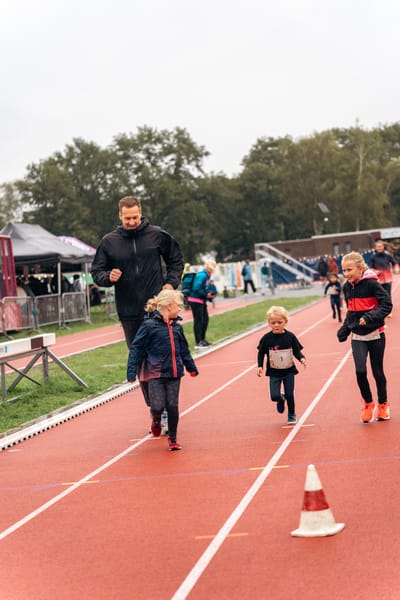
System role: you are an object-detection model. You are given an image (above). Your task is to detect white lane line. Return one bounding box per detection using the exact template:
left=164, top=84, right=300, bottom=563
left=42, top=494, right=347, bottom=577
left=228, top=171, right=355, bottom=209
left=170, top=347, right=352, bottom=600
left=0, top=313, right=345, bottom=545
left=0, top=360, right=260, bottom=542
left=0, top=436, right=149, bottom=541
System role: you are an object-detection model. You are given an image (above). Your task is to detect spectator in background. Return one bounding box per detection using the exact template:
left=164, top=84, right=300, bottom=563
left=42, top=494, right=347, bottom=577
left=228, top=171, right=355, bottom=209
left=21, top=276, right=35, bottom=298
left=187, top=259, right=216, bottom=348
left=242, top=259, right=256, bottom=294
left=260, top=261, right=275, bottom=295
left=28, top=276, right=43, bottom=296
left=207, top=278, right=218, bottom=308
left=61, top=275, right=73, bottom=293
left=89, top=284, right=102, bottom=306
left=72, top=274, right=82, bottom=292
left=369, top=239, right=396, bottom=305
left=16, top=277, right=28, bottom=300
left=327, top=255, right=339, bottom=274
left=317, top=256, right=329, bottom=283
left=51, top=274, right=73, bottom=294
left=182, top=262, right=192, bottom=309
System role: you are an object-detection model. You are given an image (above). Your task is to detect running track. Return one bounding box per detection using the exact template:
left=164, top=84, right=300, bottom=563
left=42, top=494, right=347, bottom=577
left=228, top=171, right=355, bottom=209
left=1, top=283, right=400, bottom=600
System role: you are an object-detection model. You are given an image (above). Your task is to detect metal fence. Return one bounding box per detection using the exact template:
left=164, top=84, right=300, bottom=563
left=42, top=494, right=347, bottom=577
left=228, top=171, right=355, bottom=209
left=62, top=292, right=89, bottom=324
left=103, top=288, right=117, bottom=320
left=35, top=294, right=62, bottom=328
left=1, top=296, right=36, bottom=333
left=0, top=292, right=90, bottom=336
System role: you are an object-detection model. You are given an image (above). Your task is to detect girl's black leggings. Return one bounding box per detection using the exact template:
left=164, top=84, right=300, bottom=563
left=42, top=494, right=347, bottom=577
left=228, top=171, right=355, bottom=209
left=148, top=378, right=181, bottom=439
left=351, top=333, right=387, bottom=404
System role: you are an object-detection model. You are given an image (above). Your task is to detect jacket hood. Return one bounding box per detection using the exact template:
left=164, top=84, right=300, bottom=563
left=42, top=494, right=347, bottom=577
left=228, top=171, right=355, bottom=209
left=117, top=217, right=150, bottom=238
left=359, top=268, right=378, bottom=282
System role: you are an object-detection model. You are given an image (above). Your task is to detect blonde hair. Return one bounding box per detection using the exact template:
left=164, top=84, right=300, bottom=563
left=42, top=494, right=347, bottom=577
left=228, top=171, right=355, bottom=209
left=266, top=305, right=289, bottom=322
left=145, top=289, right=183, bottom=313
left=205, top=259, right=217, bottom=274
left=341, top=251, right=367, bottom=270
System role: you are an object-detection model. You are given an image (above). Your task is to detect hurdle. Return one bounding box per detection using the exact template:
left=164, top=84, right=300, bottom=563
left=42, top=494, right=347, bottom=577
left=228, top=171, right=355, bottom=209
left=0, top=334, right=87, bottom=402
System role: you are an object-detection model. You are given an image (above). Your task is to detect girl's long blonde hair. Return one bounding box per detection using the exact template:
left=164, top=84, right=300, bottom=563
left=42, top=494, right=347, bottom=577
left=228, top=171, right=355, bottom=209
left=145, top=289, right=183, bottom=313
left=341, top=251, right=367, bottom=270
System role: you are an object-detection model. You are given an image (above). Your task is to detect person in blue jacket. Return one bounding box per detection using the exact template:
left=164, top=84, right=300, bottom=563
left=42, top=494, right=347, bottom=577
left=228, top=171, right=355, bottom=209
left=242, top=259, right=256, bottom=294
left=127, top=289, right=198, bottom=451
left=187, top=259, right=216, bottom=349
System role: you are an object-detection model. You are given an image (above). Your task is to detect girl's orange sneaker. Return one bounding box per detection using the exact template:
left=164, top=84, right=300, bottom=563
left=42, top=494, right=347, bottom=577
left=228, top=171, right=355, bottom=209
left=361, top=402, right=375, bottom=423
left=376, top=402, right=390, bottom=421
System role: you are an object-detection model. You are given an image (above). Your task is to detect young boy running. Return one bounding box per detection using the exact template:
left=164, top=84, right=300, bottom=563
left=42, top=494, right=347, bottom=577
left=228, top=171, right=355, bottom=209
left=257, top=306, right=306, bottom=424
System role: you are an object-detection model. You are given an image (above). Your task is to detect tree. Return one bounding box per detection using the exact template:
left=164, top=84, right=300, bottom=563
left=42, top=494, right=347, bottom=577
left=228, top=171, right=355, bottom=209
left=16, top=139, right=128, bottom=246
left=0, top=182, right=25, bottom=228
left=331, top=126, right=392, bottom=230
left=112, top=126, right=211, bottom=260
left=8, top=122, right=400, bottom=262
left=194, top=173, right=242, bottom=261
left=237, top=136, right=292, bottom=253
left=280, top=132, right=346, bottom=238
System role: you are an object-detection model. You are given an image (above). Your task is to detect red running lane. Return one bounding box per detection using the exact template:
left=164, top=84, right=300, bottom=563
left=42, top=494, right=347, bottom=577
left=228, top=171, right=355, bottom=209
left=1, top=285, right=399, bottom=599
left=5, top=295, right=266, bottom=372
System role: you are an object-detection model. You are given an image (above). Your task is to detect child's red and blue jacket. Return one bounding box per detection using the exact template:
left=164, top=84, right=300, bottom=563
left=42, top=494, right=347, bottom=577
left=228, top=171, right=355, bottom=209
left=127, top=311, right=198, bottom=382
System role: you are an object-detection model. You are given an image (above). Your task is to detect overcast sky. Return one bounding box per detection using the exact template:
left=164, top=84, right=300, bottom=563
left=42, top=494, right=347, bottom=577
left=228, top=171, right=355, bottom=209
left=1, top=0, right=399, bottom=185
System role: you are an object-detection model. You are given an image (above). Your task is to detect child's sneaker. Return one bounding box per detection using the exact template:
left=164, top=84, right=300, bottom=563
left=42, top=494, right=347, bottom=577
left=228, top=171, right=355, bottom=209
left=168, top=438, right=182, bottom=451
left=287, top=414, right=297, bottom=424
left=277, top=395, right=285, bottom=414
left=151, top=420, right=162, bottom=437
left=361, top=402, right=375, bottom=423
left=376, top=402, right=390, bottom=421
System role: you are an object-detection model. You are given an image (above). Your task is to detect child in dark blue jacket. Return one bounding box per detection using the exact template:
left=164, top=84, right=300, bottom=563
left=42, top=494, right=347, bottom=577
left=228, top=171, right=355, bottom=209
left=324, top=273, right=342, bottom=322
left=127, top=289, right=198, bottom=450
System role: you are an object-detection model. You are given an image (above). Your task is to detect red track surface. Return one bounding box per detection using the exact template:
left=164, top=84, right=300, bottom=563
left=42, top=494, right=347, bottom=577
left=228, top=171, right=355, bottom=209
left=1, top=286, right=400, bottom=600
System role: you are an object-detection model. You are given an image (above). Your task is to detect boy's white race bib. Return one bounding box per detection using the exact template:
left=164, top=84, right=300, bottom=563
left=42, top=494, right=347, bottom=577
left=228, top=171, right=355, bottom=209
left=269, top=348, right=294, bottom=369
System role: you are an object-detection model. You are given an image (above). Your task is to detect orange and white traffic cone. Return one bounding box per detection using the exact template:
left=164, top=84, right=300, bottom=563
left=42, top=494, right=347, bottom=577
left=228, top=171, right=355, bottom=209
left=291, top=464, right=345, bottom=537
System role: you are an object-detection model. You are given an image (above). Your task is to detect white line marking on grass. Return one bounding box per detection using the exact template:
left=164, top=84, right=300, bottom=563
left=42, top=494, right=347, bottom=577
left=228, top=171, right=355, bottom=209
left=170, top=347, right=352, bottom=600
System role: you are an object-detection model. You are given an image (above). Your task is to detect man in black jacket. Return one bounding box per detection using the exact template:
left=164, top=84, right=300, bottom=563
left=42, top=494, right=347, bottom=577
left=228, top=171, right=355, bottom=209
left=91, top=196, right=184, bottom=348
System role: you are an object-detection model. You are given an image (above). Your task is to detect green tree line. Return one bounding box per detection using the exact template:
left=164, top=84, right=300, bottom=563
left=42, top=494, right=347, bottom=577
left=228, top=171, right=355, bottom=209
left=1, top=123, right=400, bottom=262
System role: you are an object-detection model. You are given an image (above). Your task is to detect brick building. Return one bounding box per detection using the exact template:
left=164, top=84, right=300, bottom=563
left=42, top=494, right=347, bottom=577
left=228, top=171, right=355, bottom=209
left=268, top=227, right=400, bottom=259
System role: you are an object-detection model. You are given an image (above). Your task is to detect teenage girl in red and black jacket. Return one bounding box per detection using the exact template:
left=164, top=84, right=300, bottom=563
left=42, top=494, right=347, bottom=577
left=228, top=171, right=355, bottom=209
left=337, top=252, right=392, bottom=424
